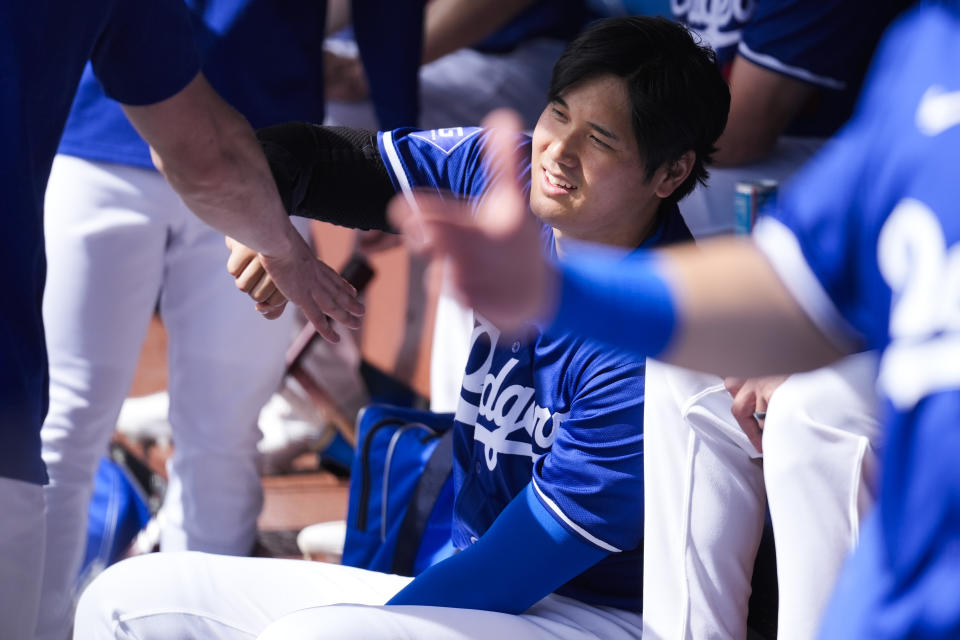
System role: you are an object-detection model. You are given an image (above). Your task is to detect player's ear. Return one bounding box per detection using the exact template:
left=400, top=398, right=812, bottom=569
left=653, top=150, right=695, bottom=199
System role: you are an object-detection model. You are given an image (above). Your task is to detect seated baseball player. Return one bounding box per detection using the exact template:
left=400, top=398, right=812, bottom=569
left=74, top=17, right=730, bottom=639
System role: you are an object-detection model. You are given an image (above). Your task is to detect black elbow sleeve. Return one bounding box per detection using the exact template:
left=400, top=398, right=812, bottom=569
left=257, top=123, right=397, bottom=231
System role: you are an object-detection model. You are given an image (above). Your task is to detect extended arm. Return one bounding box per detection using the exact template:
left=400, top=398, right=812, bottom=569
left=256, top=122, right=395, bottom=230
left=121, top=73, right=363, bottom=341
left=225, top=121, right=398, bottom=316
left=389, top=111, right=846, bottom=379
left=388, top=483, right=608, bottom=612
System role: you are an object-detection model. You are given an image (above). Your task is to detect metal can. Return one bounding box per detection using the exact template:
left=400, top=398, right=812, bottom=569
left=733, top=179, right=778, bottom=235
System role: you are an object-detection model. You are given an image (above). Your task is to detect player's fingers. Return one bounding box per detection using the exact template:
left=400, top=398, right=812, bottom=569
left=478, top=109, right=527, bottom=236
left=300, top=303, right=340, bottom=343
left=723, top=377, right=746, bottom=397
left=388, top=193, right=481, bottom=257
left=728, top=387, right=763, bottom=453
left=235, top=257, right=268, bottom=294
left=262, top=288, right=287, bottom=308
left=737, top=414, right=764, bottom=454
left=226, top=240, right=257, bottom=277
left=754, top=397, right=769, bottom=433
left=312, top=261, right=364, bottom=318
left=257, top=300, right=287, bottom=320
left=250, top=273, right=278, bottom=303
left=311, top=287, right=363, bottom=330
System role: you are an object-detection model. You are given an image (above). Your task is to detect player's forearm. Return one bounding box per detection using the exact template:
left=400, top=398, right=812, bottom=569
left=256, top=123, right=395, bottom=232
left=663, top=238, right=844, bottom=375
left=124, top=73, right=297, bottom=257
left=151, top=124, right=299, bottom=257
left=388, top=483, right=607, bottom=613
left=548, top=239, right=843, bottom=377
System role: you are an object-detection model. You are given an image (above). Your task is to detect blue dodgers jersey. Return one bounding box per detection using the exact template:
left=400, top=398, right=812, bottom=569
left=672, top=0, right=908, bottom=137
left=379, top=126, right=693, bottom=609
left=754, top=5, right=960, bottom=636
left=0, top=0, right=199, bottom=485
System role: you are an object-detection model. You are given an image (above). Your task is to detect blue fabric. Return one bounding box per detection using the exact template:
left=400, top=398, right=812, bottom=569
left=78, top=457, right=152, bottom=587
left=342, top=405, right=457, bottom=576
left=58, top=0, right=424, bottom=169
left=0, top=0, right=199, bottom=484
left=765, top=5, right=960, bottom=637
left=379, top=126, right=691, bottom=609
left=552, top=249, right=677, bottom=364
left=388, top=482, right=608, bottom=613
left=669, top=0, right=908, bottom=137
left=739, top=0, right=910, bottom=137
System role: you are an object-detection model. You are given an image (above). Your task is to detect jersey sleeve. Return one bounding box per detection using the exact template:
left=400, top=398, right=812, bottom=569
left=739, top=0, right=901, bottom=91
left=752, top=118, right=875, bottom=352
left=531, top=349, right=646, bottom=553
left=89, top=0, right=200, bottom=106
left=377, top=126, right=531, bottom=204
left=388, top=482, right=607, bottom=614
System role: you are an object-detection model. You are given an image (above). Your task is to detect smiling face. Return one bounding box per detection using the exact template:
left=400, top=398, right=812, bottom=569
left=529, top=74, right=665, bottom=248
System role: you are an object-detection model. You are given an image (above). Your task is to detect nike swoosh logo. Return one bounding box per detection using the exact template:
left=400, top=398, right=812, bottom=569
left=916, top=85, right=960, bottom=136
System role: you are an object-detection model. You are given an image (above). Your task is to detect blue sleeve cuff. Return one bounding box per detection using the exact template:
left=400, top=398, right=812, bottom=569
left=549, top=250, right=677, bottom=359
left=387, top=483, right=608, bottom=613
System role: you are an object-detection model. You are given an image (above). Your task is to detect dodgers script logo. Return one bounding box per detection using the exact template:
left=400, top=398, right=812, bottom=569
left=455, top=316, right=567, bottom=471
left=672, top=0, right=754, bottom=53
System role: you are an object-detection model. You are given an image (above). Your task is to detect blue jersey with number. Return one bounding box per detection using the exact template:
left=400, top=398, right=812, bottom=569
left=668, top=0, right=908, bottom=137
left=754, top=5, right=960, bottom=636
left=379, top=126, right=691, bottom=609
left=0, top=0, right=199, bottom=485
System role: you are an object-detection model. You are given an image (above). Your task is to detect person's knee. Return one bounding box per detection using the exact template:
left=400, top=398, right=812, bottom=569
left=257, top=604, right=385, bottom=640
left=74, top=557, right=142, bottom=637
left=74, top=553, right=193, bottom=637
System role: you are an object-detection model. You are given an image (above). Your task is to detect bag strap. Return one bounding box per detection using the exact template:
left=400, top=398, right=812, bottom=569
left=391, top=428, right=454, bottom=576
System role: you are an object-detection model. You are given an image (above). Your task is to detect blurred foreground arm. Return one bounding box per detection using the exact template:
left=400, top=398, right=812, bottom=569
left=389, top=110, right=844, bottom=378
left=121, top=73, right=363, bottom=341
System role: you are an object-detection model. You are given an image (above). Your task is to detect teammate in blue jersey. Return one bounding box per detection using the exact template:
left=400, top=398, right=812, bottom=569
left=75, top=17, right=730, bottom=638
left=0, top=2, right=364, bottom=637
left=394, top=4, right=960, bottom=638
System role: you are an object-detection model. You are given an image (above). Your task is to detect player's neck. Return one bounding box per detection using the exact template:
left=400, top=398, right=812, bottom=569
left=553, top=204, right=661, bottom=257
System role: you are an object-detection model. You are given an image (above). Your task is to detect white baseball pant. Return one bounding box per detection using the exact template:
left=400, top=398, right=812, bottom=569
left=38, top=155, right=302, bottom=639
left=0, top=476, right=45, bottom=640
left=74, top=551, right=644, bottom=639
left=641, top=353, right=881, bottom=640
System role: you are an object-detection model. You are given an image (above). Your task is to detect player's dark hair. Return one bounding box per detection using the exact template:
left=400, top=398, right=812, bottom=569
left=549, top=16, right=730, bottom=205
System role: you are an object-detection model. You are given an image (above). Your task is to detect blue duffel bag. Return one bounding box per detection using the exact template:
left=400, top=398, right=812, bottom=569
left=342, top=404, right=457, bottom=577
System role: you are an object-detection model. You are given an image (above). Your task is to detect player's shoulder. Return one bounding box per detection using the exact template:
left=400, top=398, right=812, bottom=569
left=548, top=331, right=646, bottom=391
left=401, top=126, right=485, bottom=155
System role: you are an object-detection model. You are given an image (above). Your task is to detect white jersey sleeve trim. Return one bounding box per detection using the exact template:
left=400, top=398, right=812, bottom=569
left=380, top=130, right=422, bottom=215
left=753, top=217, right=862, bottom=353
left=738, top=42, right=846, bottom=91
left=531, top=478, right=621, bottom=553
